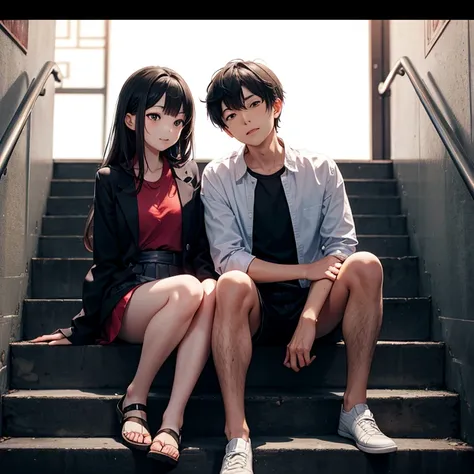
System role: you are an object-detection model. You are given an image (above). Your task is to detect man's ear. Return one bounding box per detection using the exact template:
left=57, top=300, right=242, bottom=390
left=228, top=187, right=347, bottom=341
left=273, top=98, right=283, bottom=119
left=125, top=113, right=136, bottom=130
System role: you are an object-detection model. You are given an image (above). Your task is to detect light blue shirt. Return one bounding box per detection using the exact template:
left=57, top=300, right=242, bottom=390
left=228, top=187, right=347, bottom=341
left=200, top=141, right=358, bottom=288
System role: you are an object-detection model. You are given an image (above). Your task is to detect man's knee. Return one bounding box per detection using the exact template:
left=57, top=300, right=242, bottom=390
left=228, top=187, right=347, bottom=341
left=215, top=270, right=257, bottom=314
left=341, top=251, right=383, bottom=287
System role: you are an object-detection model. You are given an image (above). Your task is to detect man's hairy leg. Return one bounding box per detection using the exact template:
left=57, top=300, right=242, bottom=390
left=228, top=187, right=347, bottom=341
left=212, top=270, right=261, bottom=441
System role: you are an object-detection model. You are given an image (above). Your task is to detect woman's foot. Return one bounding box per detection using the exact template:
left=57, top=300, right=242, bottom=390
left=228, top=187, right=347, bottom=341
left=149, top=425, right=181, bottom=461
left=118, top=392, right=152, bottom=449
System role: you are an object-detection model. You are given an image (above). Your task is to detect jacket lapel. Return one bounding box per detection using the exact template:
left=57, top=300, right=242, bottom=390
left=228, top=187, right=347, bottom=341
left=172, top=160, right=198, bottom=245
left=115, top=169, right=139, bottom=248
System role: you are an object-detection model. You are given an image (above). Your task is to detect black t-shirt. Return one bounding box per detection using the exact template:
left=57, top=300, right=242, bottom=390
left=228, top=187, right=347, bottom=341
left=248, top=166, right=300, bottom=290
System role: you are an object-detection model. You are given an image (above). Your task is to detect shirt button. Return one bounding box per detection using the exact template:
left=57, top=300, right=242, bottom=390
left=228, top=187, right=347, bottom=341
left=186, top=244, right=190, bottom=251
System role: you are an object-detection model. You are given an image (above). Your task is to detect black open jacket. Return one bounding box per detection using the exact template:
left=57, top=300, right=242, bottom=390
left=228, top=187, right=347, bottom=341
left=59, top=158, right=217, bottom=345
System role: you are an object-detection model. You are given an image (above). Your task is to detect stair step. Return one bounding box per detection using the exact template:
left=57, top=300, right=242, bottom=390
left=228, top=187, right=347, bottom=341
left=1, top=436, right=472, bottom=474
left=50, top=178, right=399, bottom=197
left=29, top=256, right=420, bottom=299
left=41, top=214, right=409, bottom=236
left=22, top=297, right=431, bottom=342
left=52, top=159, right=394, bottom=180
left=46, top=195, right=402, bottom=216
left=37, top=234, right=410, bottom=258
left=10, top=342, right=444, bottom=390
left=1, top=388, right=458, bottom=438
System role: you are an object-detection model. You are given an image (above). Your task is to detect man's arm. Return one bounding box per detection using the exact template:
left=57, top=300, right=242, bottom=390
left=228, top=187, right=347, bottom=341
left=201, top=165, right=343, bottom=283
left=319, top=159, right=358, bottom=260
left=200, top=168, right=256, bottom=275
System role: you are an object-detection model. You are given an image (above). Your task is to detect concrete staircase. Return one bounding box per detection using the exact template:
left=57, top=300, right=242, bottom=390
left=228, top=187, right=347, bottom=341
left=1, top=159, right=473, bottom=473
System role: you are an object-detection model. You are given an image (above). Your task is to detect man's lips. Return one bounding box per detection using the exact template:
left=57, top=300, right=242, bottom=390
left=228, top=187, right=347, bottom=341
left=246, top=128, right=259, bottom=135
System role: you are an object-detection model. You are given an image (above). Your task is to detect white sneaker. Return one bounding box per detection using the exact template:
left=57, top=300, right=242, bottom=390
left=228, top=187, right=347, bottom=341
left=338, top=403, right=398, bottom=454
left=219, top=437, right=254, bottom=473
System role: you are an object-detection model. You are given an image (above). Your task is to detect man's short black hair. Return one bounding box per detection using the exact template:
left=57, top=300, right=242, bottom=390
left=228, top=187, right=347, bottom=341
left=205, top=59, right=285, bottom=131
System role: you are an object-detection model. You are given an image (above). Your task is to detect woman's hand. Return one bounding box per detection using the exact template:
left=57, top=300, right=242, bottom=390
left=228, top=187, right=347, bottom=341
left=29, top=332, right=72, bottom=346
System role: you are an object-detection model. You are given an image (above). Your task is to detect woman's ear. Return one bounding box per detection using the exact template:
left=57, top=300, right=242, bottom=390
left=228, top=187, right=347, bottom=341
left=125, top=113, right=136, bottom=130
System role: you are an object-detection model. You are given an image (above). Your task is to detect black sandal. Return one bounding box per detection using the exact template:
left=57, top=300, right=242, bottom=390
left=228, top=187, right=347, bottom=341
left=116, top=394, right=151, bottom=451
left=147, top=427, right=182, bottom=468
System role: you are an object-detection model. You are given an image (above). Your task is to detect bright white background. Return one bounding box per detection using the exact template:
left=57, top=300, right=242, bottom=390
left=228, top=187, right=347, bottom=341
left=53, top=20, right=370, bottom=160
left=107, top=20, right=370, bottom=161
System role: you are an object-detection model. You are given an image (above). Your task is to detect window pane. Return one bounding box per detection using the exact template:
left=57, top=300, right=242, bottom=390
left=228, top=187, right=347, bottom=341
left=53, top=94, right=104, bottom=159
left=54, top=48, right=105, bottom=88
left=79, top=20, right=105, bottom=38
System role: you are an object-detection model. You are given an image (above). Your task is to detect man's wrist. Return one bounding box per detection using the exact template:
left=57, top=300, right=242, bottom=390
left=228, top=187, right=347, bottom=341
left=301, top=313, right=318, bottom=325
left=300, top=263, right=310, bottom=280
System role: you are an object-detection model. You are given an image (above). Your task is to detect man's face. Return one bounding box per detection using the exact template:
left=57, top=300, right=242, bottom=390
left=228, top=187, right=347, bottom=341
left=221, top=86, right=280, bottom=146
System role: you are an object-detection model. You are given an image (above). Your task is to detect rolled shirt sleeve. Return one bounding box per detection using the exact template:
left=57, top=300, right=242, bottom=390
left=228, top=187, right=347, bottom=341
left=319, top=159, right=358, bottom=260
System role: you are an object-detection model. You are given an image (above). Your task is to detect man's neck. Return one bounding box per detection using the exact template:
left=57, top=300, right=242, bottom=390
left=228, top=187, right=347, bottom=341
left=244, top=131, right=285, bottom=175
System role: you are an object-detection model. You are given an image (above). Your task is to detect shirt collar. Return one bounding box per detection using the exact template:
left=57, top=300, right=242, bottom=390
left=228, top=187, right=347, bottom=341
left=234, top=138, right=298, bottom=181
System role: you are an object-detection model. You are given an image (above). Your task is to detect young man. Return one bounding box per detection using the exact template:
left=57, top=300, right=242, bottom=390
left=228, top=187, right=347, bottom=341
left=201, top=59, right=397, bottom=473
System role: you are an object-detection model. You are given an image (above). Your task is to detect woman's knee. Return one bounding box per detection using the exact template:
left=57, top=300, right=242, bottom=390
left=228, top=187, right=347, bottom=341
left=199, top=278, right=217, bottom=312
left=171, top=274, right=204, bottom=312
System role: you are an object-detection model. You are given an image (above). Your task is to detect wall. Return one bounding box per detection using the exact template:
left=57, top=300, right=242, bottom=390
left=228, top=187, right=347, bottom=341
left=0, top=20, right=56, bottom=408
left=389, top=19, right=474, bottom=443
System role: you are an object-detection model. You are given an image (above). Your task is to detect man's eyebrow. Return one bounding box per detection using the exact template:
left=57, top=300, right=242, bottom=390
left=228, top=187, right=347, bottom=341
left=222, top=94, right=256, bottom=115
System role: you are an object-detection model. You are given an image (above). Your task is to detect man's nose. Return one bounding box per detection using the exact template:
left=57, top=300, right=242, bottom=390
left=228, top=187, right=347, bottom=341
left=241, top=110, right=251, bottom=124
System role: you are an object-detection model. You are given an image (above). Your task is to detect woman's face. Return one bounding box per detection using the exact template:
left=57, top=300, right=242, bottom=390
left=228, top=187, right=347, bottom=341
left=125, top=93, right=186, bottom=153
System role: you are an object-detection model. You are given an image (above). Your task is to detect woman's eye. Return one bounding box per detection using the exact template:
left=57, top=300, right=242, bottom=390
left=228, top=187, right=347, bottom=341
left=147, top=113, right=160, bottom=121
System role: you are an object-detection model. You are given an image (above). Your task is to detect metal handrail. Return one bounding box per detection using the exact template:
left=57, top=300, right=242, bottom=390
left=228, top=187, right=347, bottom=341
left=378, top=56, right=474, bottom=199
left=0, top=60, right=62, bottom=179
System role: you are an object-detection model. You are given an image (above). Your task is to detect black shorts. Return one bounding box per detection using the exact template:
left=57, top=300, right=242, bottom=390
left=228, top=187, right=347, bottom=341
left=252, top=281, right=309, bottom=346
left=252, top=281, right=342, bottom=346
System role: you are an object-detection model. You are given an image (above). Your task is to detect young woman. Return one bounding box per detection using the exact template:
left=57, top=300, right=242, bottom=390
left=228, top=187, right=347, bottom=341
left=31, top=65, right=217, bottom=469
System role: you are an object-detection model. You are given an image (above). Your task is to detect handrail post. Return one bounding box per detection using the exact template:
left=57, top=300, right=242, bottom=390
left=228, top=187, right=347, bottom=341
left=378, top=56, right=474, bottom=200
left=0, top=60, right=62, bottom=179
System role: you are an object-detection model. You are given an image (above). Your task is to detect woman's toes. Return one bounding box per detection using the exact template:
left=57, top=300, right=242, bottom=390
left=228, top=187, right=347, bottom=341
left=163, top=445, right=178, bottom=459
left=152, top=441, right=164, bottom=452
left=125, top=431, right=150, bottom=445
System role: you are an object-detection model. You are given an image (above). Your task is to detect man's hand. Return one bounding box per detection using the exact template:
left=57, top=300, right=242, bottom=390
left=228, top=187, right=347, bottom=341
left=29, top=332, right=72, bottom=345
left=284, top=318, right=316, bottom=372
left=304, top=255, right=343, bottom=282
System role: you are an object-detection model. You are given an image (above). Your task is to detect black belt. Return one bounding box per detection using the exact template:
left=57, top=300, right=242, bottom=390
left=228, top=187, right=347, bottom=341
left=134, top=250, right=183, bottom=266
left=131, top=250, right=184, bottom=282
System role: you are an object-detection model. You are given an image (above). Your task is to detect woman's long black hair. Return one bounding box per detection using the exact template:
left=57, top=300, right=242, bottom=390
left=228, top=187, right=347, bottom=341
left=83, top=65, right=195, bottom=252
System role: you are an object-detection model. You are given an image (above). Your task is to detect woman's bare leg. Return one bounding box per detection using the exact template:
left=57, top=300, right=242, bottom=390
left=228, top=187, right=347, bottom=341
left=118, top=274, right=204, bottom=446
left=150, top=278, right=217, bottom=459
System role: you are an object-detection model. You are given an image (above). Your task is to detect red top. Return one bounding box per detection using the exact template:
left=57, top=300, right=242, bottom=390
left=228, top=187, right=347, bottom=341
left=136, top=158, right=182, bottom=252
left=97, top=158, right=182, bottom=344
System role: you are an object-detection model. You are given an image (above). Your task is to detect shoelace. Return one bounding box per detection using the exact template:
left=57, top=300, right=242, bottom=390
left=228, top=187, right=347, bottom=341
left=356, top=414, right=383, bottom=436
left=223, top=451, right=249, bottom=471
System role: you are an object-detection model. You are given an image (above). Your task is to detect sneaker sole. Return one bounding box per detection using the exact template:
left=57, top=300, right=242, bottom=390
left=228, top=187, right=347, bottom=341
left=337, top=429, right=398, bottom=454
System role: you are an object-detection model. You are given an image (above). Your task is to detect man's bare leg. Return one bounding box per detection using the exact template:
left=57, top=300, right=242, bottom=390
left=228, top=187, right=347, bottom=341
left=212, top=270, right=262, bottom=474
left=311, top=251, right=397, bottom=453
left=313, top=251, right=383, bottom=408
left=212, top=270, right=261, bottom=441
